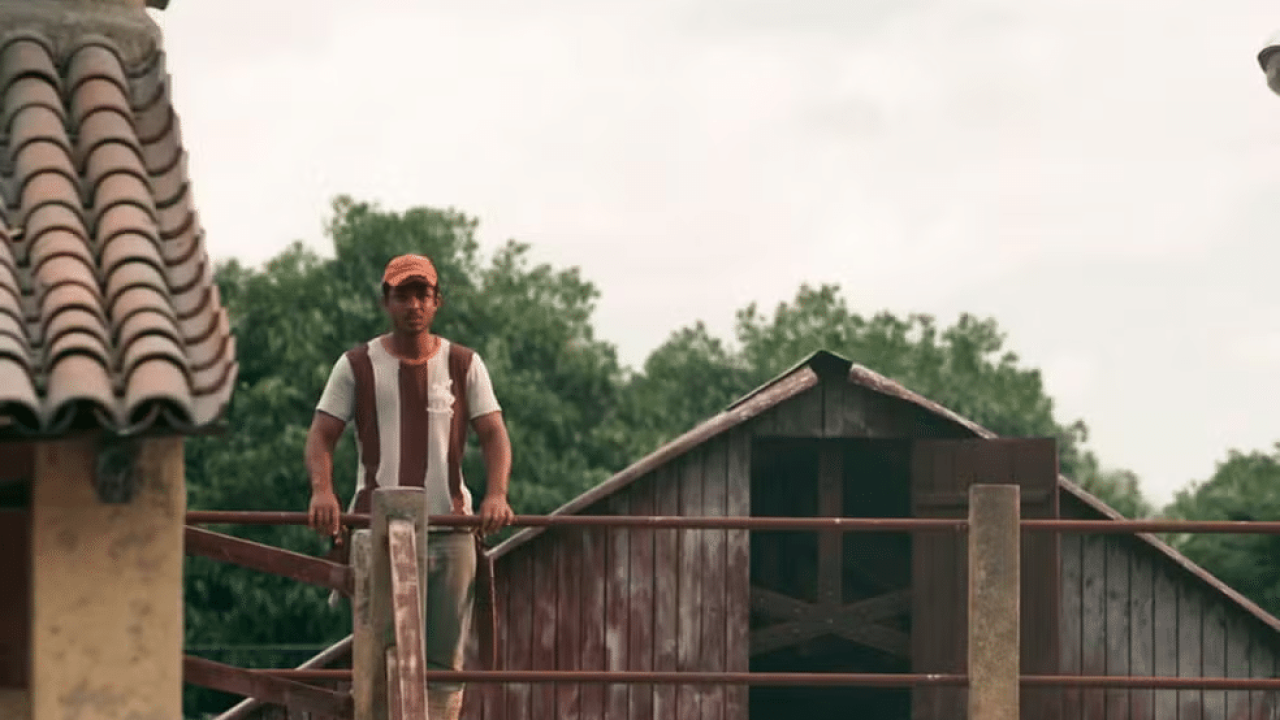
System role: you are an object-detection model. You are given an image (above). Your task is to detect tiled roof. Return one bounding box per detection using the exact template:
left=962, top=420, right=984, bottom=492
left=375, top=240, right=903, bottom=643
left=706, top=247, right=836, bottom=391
left=0, top=31, right=236, bottom=438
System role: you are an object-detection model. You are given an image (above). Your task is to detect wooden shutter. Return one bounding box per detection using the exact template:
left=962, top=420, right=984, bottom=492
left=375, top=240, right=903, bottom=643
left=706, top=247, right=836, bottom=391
left=910, top=438, right=1060, bottom=720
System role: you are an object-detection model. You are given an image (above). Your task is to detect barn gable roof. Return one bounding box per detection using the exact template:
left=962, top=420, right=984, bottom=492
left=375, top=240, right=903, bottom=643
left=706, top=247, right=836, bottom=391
left=491, top=349, right=1280, bottom=635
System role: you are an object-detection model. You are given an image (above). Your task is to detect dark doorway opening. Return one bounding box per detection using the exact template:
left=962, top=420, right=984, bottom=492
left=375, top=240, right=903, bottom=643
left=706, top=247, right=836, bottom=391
left=748, top=438, right=912, bottom=720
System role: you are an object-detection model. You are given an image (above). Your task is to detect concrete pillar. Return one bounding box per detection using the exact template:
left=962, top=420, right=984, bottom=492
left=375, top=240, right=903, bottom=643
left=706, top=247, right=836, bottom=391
left=29, top=436, right=184, bottom=720
left=968, top=483, right=1020, bottom=720
left=0, top=691, right=29, bottom=720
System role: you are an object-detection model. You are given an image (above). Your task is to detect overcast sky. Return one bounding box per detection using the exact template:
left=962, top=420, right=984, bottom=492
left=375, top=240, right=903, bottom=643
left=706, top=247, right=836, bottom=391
left=151, top=0, right=1280, bottom=509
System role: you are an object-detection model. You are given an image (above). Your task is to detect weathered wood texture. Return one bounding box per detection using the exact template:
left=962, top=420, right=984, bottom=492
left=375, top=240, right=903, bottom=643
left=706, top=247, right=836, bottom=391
left=461, top=429, right=751, bottom=720
left=911, top=438, right=1060, bottom=720
left=1060, top=492, right=1280, bottom=720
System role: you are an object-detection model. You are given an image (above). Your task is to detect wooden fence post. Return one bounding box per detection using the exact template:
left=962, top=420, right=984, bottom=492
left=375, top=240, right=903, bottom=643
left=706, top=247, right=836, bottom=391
left=371, top=488, right=430, bottom=720
left=352, top=529, right=373, bottom=720
left=969, top=483, right=1020, bottom=720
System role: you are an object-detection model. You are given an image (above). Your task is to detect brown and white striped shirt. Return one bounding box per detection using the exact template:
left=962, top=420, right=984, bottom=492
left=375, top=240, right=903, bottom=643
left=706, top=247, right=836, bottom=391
left=316, top=336, right=501, bottom=517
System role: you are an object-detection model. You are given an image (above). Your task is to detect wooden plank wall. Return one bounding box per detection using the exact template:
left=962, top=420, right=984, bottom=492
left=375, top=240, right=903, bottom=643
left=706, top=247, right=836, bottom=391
left=462, top=429, right=751, bottom=720
left=1060, top=493, right=1280, bottom=720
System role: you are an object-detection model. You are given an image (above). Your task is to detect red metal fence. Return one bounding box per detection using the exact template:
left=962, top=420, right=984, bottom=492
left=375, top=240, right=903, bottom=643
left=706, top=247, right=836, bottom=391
left=183, top=488, right=1280, bottom=719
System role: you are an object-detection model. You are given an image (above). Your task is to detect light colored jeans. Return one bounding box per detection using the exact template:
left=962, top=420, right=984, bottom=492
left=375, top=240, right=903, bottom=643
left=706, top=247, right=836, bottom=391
left=425, top=530, right=476, bottom=691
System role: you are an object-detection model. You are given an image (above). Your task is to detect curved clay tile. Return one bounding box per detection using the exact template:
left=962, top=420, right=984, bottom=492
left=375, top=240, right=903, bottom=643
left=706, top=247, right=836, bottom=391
left=43, top=352, right=115, bottom=427
left=13, top=140, right=77, bottom=194
left=0, top=311, right=23, bottom=345
left=114, top=307, right=181, bottom=350
left=43, top=306, right=109, bottom=350
left=90, top=177, right=155, bottom=232
left=0, top=36, right=58, bottom=97
left=93, top=202, right=156, bottom=247
left=65, top=42, right=129, bottom=96
left=18, top=173, right=80, bottom=220
left=33, top=255, right=98, bottom=303
left=155, top=184, right=193, bottom=240
left=38, top=283, right=105, bottom=333
left=0, top=357, right=39, bottom=425
left=192, top=349, right=236, bottom=396
left=2, top=76, right=62, bottom=130
left=27, top=226, right=93, bottom=275
left=100, top=232, right=163, bottom=276
left=109, top=284, right=175, bottom=332
left=186, top=310, right=230, bottom=371
left=75, top=109, right=140, bottom=168
left=177, top=301, right=217, bottom=344
left=0, top=285, right=21, bottom=326
left=0, top=326, right=29, bottom=367
left=158, top=221, right=200, bottom=266
left=138, top=106, right=180, bottom=176
left=69, top=77, right=132, bottom=136
left=83, top=141, right=147, bottom=198
left=7, top=105, right=70, bottom=159
left=165, top=241, right=206, bottom=294
left=103, top=258, right=167, bottom=308
left=119, top=330, right=188, bottom=377
left=150, top=152, right=187, bottom=209
left=46, top=328, right=111, bottom=371
left=121, top=355, right=190, bottom=421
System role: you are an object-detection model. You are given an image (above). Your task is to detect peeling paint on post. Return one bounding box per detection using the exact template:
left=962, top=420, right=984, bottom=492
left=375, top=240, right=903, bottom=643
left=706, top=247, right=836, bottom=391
left=371, top=488, right=428, bottom=720
left=969, top=483, right=1020, bottom=720
left=352, top=529, right=373, bottom=720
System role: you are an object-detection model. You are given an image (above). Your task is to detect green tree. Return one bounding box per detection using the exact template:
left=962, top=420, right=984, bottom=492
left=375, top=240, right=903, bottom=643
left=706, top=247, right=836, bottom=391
left=623, top=283, right=1149, bottom=516
left=1163, top=444, right=1280, bottom=616
left=183, top=198, right=630, bottom=716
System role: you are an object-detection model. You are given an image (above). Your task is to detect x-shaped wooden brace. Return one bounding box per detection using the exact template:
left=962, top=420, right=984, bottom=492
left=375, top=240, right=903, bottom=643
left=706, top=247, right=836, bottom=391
left=749, top=587, right=912, bottom=659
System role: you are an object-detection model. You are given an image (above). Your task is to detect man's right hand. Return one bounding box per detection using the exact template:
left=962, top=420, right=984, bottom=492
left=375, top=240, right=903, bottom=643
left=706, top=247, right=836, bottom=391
left=309, top=490, right=342, bottom=538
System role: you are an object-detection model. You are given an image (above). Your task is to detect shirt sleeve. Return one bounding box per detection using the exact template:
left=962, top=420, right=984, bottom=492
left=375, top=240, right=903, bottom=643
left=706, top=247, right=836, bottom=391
left=316, top=354, right=356, bottom=423
left=465, top=352, right=502, bottom=419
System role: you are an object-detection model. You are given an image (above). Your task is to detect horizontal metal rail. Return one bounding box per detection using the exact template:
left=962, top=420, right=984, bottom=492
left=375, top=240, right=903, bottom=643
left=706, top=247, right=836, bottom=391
left=184, top=511, right=967, bottom=531
left=251, top=668, right=968, bottom=687
left=239, top=668, right=1280, bottom=690
left=185, top=511, right=1280, bottom=535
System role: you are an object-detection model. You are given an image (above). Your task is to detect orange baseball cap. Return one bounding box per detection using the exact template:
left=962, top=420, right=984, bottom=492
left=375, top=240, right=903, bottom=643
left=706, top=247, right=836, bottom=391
left=382, top=254, right=438, bottom=288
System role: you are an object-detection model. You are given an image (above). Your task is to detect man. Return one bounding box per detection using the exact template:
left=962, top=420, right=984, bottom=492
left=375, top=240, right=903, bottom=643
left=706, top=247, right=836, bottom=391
left=304, top=253, right=514, bottom=719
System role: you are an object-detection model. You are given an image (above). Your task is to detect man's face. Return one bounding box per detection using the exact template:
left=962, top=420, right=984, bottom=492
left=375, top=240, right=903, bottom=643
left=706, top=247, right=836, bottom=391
left=383, top=279, right=440, bottom=335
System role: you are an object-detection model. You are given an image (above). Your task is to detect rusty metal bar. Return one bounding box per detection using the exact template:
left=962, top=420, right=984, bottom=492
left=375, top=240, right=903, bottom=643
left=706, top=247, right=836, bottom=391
left=1022, top=675, right=1280, bottom=690
left=252, top=668, right=967, bottom=686
left=185, top=526, right=353, bottom=595
left=184, top=511, right=1280, bottom=536
left=237, top=668, right=1280, bottom=690
left=185, top=511, right=968, bottom=532
left=184, top=656, right=351, bottom=717
left=1022, top=519, right=1280, bottom=534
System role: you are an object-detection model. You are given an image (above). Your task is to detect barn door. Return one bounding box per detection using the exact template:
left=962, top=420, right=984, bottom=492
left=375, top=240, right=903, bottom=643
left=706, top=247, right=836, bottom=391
left=910, top=438, right=1060, bottom=720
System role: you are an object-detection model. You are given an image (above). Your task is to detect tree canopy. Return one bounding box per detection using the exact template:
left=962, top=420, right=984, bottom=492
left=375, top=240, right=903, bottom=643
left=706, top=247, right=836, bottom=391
left=183, top=197, right=1149, bottom=716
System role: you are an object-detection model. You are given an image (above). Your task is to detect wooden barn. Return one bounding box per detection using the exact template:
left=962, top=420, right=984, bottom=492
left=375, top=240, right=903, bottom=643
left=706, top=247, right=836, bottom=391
left=463, top=350, right=1280, bottom=720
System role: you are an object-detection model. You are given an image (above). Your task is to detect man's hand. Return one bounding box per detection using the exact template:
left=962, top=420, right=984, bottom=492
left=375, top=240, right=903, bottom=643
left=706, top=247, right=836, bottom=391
left=477, top=494, right=515, bottom=537
left=309, top=490, right=342, bottom=538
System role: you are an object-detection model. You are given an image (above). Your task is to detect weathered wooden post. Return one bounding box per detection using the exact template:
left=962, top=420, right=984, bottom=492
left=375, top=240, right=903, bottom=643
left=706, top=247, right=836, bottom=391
left=352, top=529, right=374, bottom=720
left=968, top=483, right=1021, bottom=720
left=370, top=488, right=429, bottom=720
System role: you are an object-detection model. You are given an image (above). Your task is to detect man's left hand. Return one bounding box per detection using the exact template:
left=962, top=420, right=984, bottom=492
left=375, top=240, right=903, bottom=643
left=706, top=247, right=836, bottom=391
left=477, top=495, right=515, bottom=536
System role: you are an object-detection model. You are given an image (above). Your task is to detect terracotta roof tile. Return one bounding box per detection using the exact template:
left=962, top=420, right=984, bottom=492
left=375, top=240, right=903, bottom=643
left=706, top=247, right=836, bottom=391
left=0, top=30, right=236, bottom=438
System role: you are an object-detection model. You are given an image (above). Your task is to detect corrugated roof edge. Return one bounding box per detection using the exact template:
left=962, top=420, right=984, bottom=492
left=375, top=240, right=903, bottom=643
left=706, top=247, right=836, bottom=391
left=489, top=350, right=1280, bottom=636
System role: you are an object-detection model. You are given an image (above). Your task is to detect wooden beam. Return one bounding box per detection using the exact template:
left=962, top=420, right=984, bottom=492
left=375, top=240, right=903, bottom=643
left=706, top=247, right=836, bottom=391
left=386, top=649, right=403, bottom=720
left=184, top=526, right=353, bottom=596
left=817, top=442, right=843, bottom=606
left=388, top=518, right=426, bottom=720
left=750, top=589, right=911, bottom=657
left=212, top=636, right=353, bottom=720
left=183, top=656, right=351, bottom=718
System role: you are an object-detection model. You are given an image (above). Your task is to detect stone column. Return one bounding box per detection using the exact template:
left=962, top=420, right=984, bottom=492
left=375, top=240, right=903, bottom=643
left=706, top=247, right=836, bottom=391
left=29, top=436, right=185, bottom=720
left=968, top=483, right=1021, bottom=720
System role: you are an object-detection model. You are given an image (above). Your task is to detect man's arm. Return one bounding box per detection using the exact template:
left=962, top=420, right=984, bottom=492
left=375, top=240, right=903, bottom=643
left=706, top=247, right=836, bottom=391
left=305, top=411, right=347, bottom=537
left=472, top=410, right=514, bottom=536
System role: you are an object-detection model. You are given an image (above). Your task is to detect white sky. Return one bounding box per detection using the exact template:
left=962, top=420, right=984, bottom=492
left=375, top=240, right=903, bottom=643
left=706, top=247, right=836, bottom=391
left=151, top=0, right=1280, bottom=510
